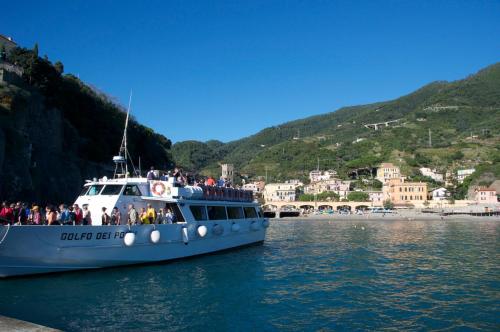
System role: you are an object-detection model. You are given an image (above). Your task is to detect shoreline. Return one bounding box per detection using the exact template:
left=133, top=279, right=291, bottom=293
left=279, top=212, right=500, bottom=222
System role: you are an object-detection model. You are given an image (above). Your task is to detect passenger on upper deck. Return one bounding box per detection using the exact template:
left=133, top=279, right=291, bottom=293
left=206, top=176, right=216, bottom=186
left=147, top=166, right=157, bottom=181
left=174, top=168, right=187, bottom=186
left=217, top=176, right=226, bottom=187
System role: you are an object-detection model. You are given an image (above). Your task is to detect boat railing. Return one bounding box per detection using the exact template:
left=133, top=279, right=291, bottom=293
left=148, top=181, right=254, bottom=202
left=197, top=185, right=254, bottom=202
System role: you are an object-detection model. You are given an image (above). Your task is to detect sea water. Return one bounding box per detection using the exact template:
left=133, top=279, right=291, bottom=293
left=0, top=218, right=498, bottom=331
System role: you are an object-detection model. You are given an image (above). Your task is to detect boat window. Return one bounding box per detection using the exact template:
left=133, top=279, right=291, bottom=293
left=190, top=205, right=207, bottom=221
left=101, top=185, right=124, bottom=195
left=243, top=207, right=258, bottom=218
left=257, top=207, right=264, bottom=218
left=123, top=185, right=142, bottom=196
left=207, top=206, right=227, bottom=220
left=86, top=185, right=104, bottom=196
left=165, top=203, right=185, bottom=222
left=80, top=186, right=90, bottom=196
left=227, top=206, right=244, bottom=219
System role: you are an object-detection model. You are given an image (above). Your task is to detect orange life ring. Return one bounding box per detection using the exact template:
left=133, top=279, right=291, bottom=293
left=151, top=181, right=166, bottom=196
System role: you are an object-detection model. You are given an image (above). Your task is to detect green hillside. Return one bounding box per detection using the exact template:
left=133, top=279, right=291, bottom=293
left=173, top=63, right=500, bottom=188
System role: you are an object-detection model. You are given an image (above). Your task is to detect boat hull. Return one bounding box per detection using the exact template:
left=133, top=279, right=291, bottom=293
left=0, top=220, right=267, bottom=277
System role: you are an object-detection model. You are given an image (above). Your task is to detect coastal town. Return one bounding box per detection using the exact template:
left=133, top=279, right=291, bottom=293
left=236, top=162, right=499, bottom=214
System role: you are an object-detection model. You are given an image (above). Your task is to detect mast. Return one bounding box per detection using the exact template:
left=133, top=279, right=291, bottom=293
left=114, top=90, right=138, bottom=179
left=124, top=91, right=132, bottom=178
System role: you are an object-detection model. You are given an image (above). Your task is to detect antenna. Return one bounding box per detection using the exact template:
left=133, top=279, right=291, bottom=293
left=113, top=90, right=138, bottom=179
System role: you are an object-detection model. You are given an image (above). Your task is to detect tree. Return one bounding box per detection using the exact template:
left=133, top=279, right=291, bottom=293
left=54, top=61, right=64, bottom=74
left=33, top=43, right=39, bottom=58
left=0, top=45, right=6, bottom=61
left=347, top=191, right=369, bottom=202
left=383, top=199, right=394, bottom=209
left=423, top=200, right=430, bottom=208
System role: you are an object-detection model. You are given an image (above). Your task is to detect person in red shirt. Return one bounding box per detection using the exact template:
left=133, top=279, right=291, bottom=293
left=206, top=176, right=216, bottom=186
left=0, top=201, right=9, bottom=224
left=73, top=204, right=83, bottom=225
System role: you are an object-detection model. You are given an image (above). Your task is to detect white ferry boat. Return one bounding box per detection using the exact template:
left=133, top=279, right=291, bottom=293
left=0, top=101, right=268, bottom=278
left=0, top=176, right=268, bottom=277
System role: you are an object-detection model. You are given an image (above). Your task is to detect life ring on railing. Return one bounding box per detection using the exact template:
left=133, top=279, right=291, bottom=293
left=151, top=181, right=167, bottom=196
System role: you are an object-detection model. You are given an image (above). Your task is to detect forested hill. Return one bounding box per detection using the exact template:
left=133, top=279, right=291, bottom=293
left=0, top=45, right=173, bottom=203
left=173, top=63, right=500, bottom=184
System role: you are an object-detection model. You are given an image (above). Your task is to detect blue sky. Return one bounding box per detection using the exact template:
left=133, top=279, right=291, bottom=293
left=2, top=0, right=499, bottom=143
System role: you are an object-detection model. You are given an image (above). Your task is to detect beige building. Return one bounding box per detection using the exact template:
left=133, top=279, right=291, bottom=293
left=383, top=178, right=428, bottom=207
left=367, top=191, right=384, bottom=205
left=264, top=183, right=297, bottom=202
left=242, top=181, right=265, bottom=194
left=309, top=169, right=338, bottom=183
left=304, top=179, right=350, bottom=199
left=474, top=188, right=497, bottom=204
left=376, top=163, right=401, bottom=183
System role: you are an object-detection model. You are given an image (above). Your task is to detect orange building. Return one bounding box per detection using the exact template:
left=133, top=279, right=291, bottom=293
left=383, top=178, right=428, bottom=207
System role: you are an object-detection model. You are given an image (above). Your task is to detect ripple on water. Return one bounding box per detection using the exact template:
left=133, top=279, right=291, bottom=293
left=0, top=218, right=498, bottom=331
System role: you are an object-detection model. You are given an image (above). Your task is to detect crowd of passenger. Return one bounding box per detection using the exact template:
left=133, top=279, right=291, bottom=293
left=0, top=201, right=90, bottom=226
left=0, top=167, right=238, bottom=227
left=147, top=167, right=235, bottom=188
left=0, top=201, right=177, bottom=226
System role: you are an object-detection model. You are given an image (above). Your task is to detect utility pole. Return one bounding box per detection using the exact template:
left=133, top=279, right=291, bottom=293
left=317, top=157, right=320, bottom=171
left=428, top=129, right=432, bottom=148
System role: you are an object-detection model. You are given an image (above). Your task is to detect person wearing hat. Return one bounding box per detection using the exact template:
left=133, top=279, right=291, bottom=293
left=29, top=205, right=42, bottom=225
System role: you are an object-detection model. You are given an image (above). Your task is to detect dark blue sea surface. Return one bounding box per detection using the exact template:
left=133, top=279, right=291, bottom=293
left=0, top=218, right=499, bottom=331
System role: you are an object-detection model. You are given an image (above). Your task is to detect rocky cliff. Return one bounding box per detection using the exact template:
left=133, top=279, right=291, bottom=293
left=0, top=47, right=173, bottom=204
left=0, top=83, right=115, bottom=203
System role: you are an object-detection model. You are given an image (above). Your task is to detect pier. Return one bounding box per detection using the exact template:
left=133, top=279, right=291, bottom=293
left=0, top=315, right=61, bottom=331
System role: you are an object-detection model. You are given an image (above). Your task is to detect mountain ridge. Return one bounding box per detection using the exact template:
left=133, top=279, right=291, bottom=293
left=172, top=62, right=500, bottom=187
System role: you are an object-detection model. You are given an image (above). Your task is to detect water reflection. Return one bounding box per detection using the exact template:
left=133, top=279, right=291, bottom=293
left=0, top=218, right=498, bottom=331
